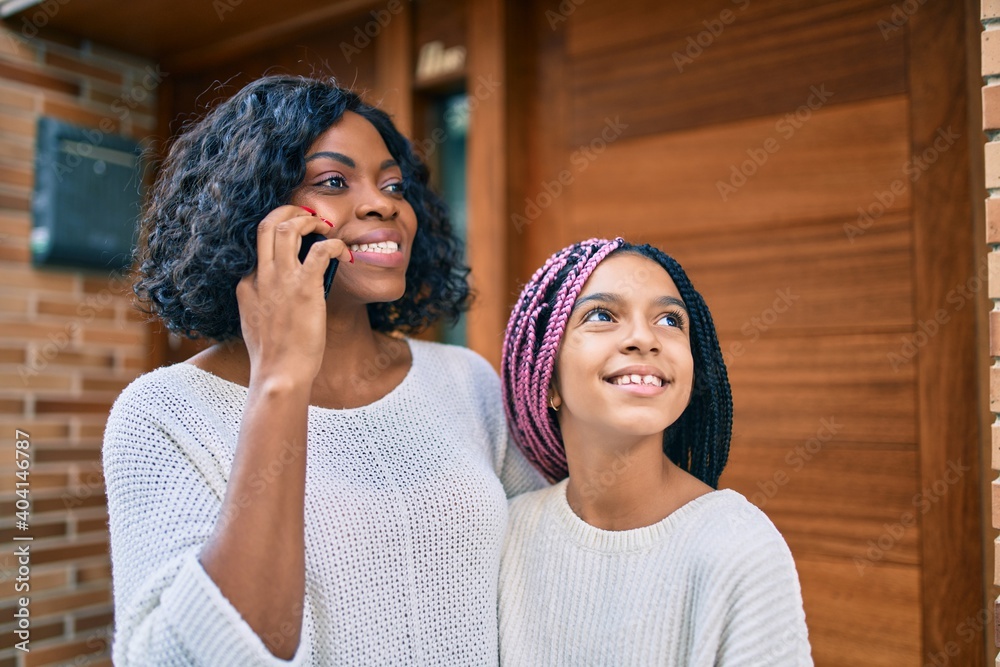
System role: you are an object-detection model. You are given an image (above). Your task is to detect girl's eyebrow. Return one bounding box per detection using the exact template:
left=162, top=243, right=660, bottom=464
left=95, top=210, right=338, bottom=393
left=572, top=292, right=623, bottom=314
left=654, top=296, right=688, bottom=312
left=571, top=292, right=688, bottom=314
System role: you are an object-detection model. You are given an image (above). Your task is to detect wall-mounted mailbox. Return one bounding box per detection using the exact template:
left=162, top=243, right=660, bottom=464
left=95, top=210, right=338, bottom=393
left=31, top=117, right=143, bottom=273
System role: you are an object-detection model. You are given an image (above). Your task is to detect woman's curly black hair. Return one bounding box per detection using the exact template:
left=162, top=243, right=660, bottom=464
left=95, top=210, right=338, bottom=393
left=132, top=75, right=471, bottom=341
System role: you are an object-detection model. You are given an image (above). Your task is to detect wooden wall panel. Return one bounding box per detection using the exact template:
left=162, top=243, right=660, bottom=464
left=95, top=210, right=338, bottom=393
left=907, top=0, right=984, bottom=662
left=568, top=0, right=886, bottom=57
left=414, top=0, right=467, bottom=56
left=721, top=442, right=919, bottom=564
left=375, top=0, right=413, bottom=135
left=465, top=0, right=510, bottom=365
left=568, top=96, right=911, bottom=236
left=567, top=0, right=905, bottom=142
left=798, top=558, right=921, bottom=666
left=650, top=214, right=914, bottom=335
left=510, top=0, right=573, bottom=296
left=724, top=333, right=917, bottom=444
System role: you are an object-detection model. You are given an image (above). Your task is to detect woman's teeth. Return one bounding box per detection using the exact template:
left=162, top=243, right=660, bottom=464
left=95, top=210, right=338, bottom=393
left=349, top=241, right=399, bottom=253
left=610, top=374, right=664, bottom=387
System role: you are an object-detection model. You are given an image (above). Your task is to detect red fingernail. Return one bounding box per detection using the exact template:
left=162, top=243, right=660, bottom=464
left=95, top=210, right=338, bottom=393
left=349, top=250, right=354, bottom=264
left=322, top=218, right=334, bottom=228
left=300, top=206, right=316, bottom=215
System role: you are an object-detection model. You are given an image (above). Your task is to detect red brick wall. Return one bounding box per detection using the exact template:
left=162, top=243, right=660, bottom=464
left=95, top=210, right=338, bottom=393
left=0, top=20, right=160, bottom=667
left=985, top=2, right=1000, bottom=664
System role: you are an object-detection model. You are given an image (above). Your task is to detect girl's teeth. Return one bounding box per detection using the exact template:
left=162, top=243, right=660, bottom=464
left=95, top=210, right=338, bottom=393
left=349, top=241, right=399, bottom=253
left=611, top=375, right=663, bottom=386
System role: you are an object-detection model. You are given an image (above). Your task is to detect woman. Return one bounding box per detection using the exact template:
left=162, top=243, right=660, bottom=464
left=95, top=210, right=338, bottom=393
left=103, top=75, right=543, bottom=666
left=499, top=238, right=812, bottom=665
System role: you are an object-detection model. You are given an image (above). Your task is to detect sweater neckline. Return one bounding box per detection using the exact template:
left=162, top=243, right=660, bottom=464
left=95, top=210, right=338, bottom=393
left=550, top=478, right=735, bottom=552
left=174, top=336, right=419, bottom=413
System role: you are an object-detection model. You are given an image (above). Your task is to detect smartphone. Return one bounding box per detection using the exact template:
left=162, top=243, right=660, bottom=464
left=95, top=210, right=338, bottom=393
left=298, top=232, right=339, bottom=300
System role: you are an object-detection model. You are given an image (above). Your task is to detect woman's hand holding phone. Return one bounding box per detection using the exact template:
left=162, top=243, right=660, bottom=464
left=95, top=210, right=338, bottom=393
left=236, top=205, right=352, bottom=386
left=298, top=232, right=339, bottom=299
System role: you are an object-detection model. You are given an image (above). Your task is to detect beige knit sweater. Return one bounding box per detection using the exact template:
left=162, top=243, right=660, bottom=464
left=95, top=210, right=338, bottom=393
left=103, top=338, right=545, bottom=666
left=499, top=479, right=813, bottom=666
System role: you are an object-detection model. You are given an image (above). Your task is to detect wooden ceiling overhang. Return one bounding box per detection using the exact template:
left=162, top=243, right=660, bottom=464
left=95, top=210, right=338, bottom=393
left=0, top=0, right=383, bottom=71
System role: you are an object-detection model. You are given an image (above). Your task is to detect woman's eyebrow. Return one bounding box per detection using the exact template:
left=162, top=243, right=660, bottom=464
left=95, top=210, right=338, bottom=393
left=304, top=152, right=399, bottom=173
left=306, top=151, right=354, bottom=167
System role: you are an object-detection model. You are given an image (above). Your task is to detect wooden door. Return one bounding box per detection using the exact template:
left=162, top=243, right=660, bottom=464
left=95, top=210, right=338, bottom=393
left=506, top=0, right=984, bottom=664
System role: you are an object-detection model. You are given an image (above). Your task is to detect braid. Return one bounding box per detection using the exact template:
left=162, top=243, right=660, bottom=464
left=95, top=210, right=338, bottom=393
left=636, top=246, right=732, bottom=488
left=501, top=239, right=733, bottom=488
left=501, top=238, right=624, bottom=481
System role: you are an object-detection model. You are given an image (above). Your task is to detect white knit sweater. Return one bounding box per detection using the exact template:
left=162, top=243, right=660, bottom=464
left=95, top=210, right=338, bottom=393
left=103, top=338, right=545, bottom=666
left=499, top=479, right=813, bottom=666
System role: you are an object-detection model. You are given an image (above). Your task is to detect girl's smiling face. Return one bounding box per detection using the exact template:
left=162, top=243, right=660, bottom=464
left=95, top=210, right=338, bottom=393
left=290, top=111, right=417, bottom=307
left=552, top=252, right=695, bottom=441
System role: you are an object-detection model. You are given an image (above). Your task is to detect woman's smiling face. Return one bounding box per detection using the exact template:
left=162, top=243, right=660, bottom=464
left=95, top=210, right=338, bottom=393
left=553, top=252, right=695, bottom=441
left=289, top=110, right=418, bottom=306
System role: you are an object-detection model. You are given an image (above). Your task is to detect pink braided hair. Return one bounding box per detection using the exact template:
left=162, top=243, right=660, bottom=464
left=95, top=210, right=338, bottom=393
left=501, top=237, right=625, bottom=482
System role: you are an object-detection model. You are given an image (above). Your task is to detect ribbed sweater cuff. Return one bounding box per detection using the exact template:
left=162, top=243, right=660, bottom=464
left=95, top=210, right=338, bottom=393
left=160, top=551, right=311, bottom=666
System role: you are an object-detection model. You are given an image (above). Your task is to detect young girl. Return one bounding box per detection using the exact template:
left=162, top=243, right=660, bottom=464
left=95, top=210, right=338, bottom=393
left=499, top=238, right=812, bottom=666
